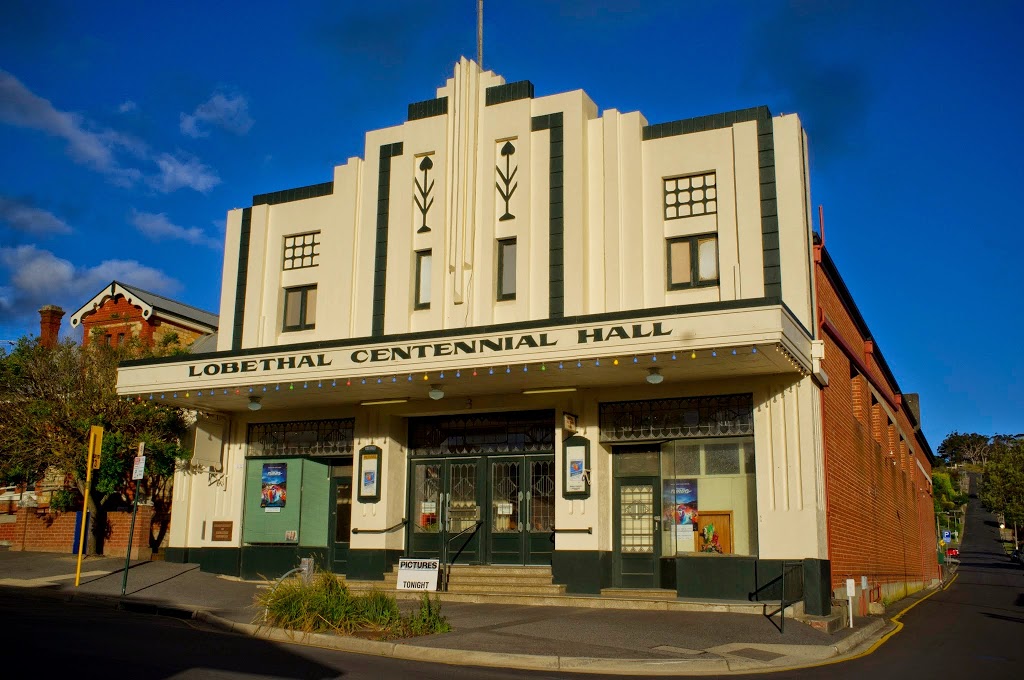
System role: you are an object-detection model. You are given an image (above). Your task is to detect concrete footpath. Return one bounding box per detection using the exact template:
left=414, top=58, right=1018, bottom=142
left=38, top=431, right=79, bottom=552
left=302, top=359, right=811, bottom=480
left=0, top=550, right=902, bottom=675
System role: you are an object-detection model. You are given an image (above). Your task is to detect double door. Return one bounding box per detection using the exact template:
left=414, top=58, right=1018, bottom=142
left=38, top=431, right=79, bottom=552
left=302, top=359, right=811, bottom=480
left=408, top=455, right=554, bottom=565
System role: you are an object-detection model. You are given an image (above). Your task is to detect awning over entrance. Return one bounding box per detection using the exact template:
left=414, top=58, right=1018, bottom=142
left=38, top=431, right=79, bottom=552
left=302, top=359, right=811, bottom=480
left=117, top=302, right=811, bottom=412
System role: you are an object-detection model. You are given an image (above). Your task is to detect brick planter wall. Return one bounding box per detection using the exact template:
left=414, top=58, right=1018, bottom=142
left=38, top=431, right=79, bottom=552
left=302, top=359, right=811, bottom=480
left=4, top=506, right=155, bottom=559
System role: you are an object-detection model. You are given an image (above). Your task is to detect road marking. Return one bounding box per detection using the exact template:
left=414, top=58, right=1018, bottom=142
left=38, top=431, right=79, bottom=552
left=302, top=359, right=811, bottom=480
left=0, top=570, right=111, bottom=587
left=799, top=573, right=957, bottom=671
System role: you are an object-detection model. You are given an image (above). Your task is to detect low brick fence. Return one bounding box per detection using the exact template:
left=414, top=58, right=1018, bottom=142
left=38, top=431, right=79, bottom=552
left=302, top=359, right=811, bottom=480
left=0, top=505, right=156, bottom=559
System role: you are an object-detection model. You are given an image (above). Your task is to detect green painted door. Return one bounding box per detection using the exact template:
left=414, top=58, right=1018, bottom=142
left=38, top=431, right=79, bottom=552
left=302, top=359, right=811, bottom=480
left=328, top=476, right=352, bottom=574
left=614, top=476, right=662, bottom=588
left=487, top=455, right=555, bottom=565
left=408, top=459, right=483, bottom=563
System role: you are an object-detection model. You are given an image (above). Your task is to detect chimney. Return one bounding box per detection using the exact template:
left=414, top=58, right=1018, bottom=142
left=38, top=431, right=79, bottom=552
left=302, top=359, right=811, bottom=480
left=38, top=305, right=65, bottom=349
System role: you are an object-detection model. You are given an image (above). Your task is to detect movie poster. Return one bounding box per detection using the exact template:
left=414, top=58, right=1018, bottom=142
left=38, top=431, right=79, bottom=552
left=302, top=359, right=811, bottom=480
left=662, top=479, right=698, bottom=553
left=261, top=463, right=287, bottom=509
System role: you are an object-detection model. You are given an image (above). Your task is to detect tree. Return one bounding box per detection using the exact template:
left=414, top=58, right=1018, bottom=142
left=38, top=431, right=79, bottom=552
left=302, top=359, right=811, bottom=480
left=980, top=436, right=1024, bottom=548
left=0, top=336, right=191, bottom=553
left=937, top=431, right=991, bottom=467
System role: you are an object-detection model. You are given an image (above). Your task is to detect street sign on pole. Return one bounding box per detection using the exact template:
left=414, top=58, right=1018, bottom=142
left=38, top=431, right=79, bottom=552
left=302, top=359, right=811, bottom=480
left=943, top=530, right=951, bottom=543
left=132, top=455, right=146, bottom=481
left=75, top=425, right=103, bottom=587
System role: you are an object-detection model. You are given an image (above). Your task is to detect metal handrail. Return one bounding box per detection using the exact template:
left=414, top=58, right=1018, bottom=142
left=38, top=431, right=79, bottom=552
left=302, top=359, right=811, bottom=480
left=748, top=560, right=803, bottom=634
left=442, top=520, right=483, bottom=592
left=351, top=518, right=407, bottom=535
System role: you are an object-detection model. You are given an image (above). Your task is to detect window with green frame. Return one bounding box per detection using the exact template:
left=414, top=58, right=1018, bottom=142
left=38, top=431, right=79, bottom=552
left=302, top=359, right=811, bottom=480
left=414, top=249, right=431, bottom=310
left=666, top=234, right=719, bottom=290
left=282, top=284, right=317, bottom=331
left=497, top=237, right=517, bottom=301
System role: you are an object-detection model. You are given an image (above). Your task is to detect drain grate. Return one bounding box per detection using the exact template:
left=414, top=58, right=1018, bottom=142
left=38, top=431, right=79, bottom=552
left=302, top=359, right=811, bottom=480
left=729, top=647, right=785, bottom=661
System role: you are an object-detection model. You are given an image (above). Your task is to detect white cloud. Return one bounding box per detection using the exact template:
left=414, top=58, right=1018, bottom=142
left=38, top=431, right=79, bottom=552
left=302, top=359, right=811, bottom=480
left=129, top=209, right=220, bottom=249
left=0, top=69, right=220, bottom=195
left=0, top=244, right=181, bottom=321
left=118, top=100, right=138, bottom=113
left=0, top=69, right=143, bottom=186
left=180, top=92, right=253, bottom=138
left=0, top=197, right=72, bottom=235
left=150, top=153, right=221, bottom=193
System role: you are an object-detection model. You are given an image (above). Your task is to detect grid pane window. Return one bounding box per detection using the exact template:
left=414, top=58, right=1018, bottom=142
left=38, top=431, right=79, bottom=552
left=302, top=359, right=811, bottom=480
left=415, top=250, right=432, bottom=309
left=667, top=235, right=719, bottom=290
left=497, top=238, right=517, bottom=300
left=283, top=232, right=321, bottom=270
left=282, top=285, right=316, bottom=331
left=664, top=172, right=717, bottom=220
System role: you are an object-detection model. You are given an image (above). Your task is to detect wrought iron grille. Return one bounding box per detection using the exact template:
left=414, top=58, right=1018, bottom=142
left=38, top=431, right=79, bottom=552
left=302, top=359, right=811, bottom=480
left=409, top=410, right=554, bottom=457
left=599, top=394, right=753, bottom=442
left=246, top=418, right=355, bottom=457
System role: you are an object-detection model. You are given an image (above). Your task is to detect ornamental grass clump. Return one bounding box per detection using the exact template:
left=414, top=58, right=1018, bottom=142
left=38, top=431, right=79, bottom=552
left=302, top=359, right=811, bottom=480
left=255, top=570, right=450, bottom=639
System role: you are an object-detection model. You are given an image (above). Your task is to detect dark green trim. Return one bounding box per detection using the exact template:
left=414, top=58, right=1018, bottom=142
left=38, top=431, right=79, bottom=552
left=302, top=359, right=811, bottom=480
left=802, top=558, right=832, bottom=616
left=531, top=112, right=564, bottom=319
left=253, top=181, right=334, bottom=206
left=164, top=547, right=188, bottom=564
left=496, top=237, right=516, bottom=301
left=372, top=142, right=404, bottom=337
left=757, top=117, right=781, bottom=299
left=486, top=80, right=535, bottom=106
left=232, top=208, right=252, bottom=351
left=346, top=548, right=404, bottom=581
left=642, top=105, right=771, bottom=140
left=673, top=555, right=806, bottom=602
left=239, top=545, right=328, bottom=580
left=357, top=445, right=382, bottom=503
left=122, top=296, right=788, bottom=367
left=562, top=435, right=591, bottom=500
left=197, top=547, right=242, bottom=576
left=552, top=550, right=612, bottom=594
left=408, top=97, right=448, bottom=121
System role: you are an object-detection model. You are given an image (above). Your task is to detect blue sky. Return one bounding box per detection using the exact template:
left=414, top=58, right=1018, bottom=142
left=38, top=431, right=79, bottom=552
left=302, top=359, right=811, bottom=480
left=1, top=1, right=1021, bottom=447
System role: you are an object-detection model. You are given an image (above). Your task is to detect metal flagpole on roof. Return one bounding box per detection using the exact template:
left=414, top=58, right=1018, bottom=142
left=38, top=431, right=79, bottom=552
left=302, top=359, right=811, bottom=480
left=477, top=0, right=484, bottom=68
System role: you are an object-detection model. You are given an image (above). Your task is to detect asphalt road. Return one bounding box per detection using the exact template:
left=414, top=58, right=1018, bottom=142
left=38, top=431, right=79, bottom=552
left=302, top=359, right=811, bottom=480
left=3, top=484, right=1020, bottom=679
left=759, top=481, right=1022, bottom=679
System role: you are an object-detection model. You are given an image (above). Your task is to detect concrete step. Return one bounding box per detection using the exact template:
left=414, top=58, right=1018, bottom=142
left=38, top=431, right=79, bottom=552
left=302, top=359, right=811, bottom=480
left=601, top=588, right=678, bottom=600
left=340, top=583, right=791, bottom=614
left=380, top=572, right=556, bottom=587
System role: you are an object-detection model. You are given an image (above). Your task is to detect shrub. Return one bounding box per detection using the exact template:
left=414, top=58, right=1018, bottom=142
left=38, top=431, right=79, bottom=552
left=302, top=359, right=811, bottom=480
left=404, top=592, right=451, bottom=636
left=255, top=570, right=450, bottom=638
left=49, top=489, right=80, bottom=512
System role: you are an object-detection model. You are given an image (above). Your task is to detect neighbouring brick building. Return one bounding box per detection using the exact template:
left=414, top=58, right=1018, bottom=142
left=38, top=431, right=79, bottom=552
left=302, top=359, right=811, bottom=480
left=115, top=59, right=938, bottom=615
left=70, top=281, right=218, bottom=349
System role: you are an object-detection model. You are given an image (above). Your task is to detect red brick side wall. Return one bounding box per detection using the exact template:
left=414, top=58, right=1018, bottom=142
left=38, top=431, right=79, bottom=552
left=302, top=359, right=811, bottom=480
left=2, top=506, right=155, bottom=559
left=816, top=247, right=939, bottom=597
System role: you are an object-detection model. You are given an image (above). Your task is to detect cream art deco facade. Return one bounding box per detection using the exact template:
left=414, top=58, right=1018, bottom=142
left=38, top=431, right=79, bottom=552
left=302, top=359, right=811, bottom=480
left=118, top=59, right=936, bottom=614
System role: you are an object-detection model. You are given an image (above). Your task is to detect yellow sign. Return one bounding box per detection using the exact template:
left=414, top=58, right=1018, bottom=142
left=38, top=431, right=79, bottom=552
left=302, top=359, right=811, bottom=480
left=89, top=425, right=103, bottom=470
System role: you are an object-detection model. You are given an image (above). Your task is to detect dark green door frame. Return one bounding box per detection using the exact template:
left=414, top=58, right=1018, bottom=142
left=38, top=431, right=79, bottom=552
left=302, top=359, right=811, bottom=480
left=613, top=475, right=662, bottom=588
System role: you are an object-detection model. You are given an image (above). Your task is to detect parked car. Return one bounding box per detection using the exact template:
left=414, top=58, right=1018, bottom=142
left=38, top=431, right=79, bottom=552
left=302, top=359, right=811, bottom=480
left=946, top=547, right=959, bottom=558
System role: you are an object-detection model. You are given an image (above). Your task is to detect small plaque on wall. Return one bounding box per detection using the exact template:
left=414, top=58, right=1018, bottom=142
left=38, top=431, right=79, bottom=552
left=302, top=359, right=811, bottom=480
left=211, top=521, right=233, bottom=542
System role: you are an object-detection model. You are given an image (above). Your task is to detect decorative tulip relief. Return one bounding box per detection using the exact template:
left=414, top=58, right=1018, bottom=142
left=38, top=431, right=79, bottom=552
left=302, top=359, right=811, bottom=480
left=414, top=154, right=435, bottom=233
left=496, top=140, right=518, bottom=222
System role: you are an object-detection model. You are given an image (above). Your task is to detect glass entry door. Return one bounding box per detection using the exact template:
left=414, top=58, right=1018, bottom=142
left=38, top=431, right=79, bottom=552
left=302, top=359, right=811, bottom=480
left=614, top=476, right=662, bottom=588
left=408, top=459, right=483, bottom=563
left=487, top=455, right=555, bottom=565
